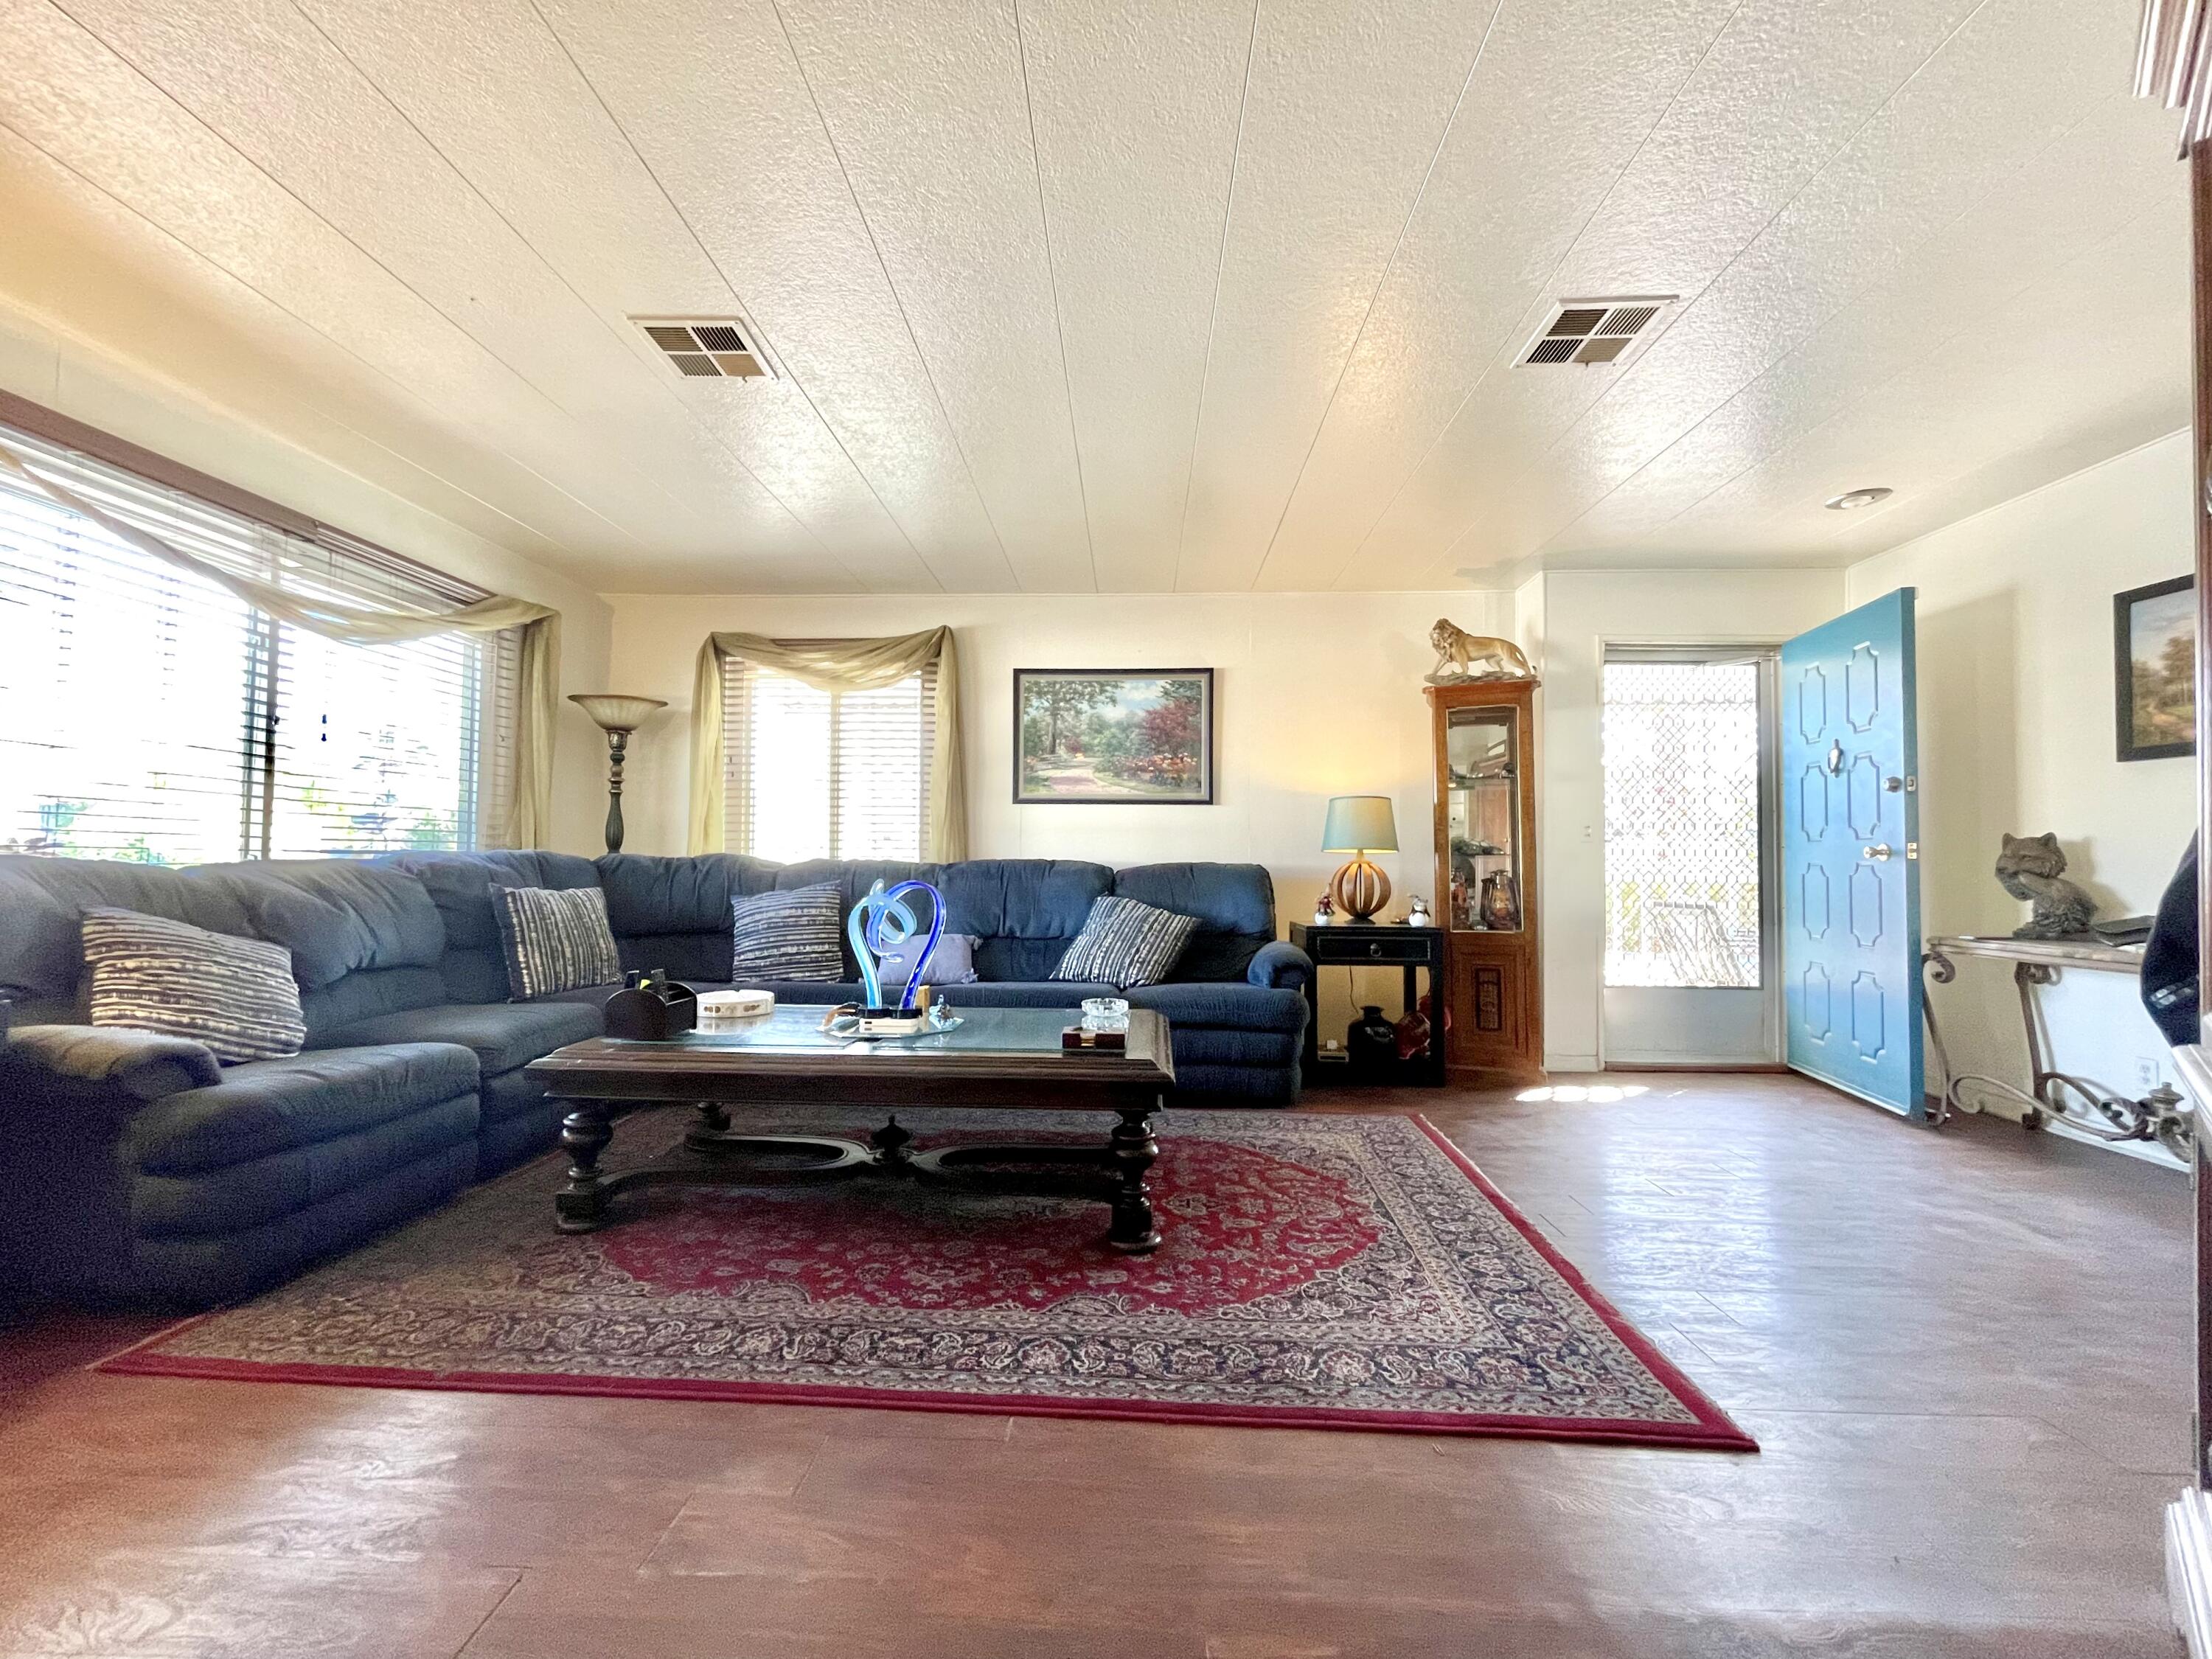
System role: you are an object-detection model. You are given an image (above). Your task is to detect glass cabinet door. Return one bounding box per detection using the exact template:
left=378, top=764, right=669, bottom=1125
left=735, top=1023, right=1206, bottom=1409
left=1444, top=706, right=1522, bottom=932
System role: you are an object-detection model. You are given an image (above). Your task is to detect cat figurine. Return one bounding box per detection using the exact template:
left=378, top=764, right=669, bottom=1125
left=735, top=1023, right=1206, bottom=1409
left=1994, top=832, right=2096, bottom=940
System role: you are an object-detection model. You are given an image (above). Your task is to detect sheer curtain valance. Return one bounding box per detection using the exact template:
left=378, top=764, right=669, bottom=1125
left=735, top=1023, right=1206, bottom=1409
left=688, top=627, right=966, bottom=860
left=0, top=439, right=562, bottom=849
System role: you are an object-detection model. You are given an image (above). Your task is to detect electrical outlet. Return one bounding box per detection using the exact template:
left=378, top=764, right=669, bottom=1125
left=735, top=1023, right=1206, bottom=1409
left=2137, top=1055, right=2164, bottom=1093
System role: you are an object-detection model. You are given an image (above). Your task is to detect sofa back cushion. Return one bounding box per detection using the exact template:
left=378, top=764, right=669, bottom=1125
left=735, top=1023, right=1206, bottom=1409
left=0, top=855, right=255, bottom=1022
left=594, top=853, right=783, bottom=981
left=381, top=850, right=602, bottom=1004
left=183, top=860, right=450, bottom=1038
left=1109, top=863, right=1277, bottom=982
left=767, top=860, right=1116, bottom=984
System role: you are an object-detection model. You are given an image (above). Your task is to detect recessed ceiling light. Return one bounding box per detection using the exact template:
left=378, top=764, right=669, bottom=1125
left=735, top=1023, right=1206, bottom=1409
left=1824, top=487, right=1893, bottom=511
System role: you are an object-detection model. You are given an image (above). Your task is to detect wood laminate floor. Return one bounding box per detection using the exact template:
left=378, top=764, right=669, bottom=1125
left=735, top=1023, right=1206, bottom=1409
left=0, top=1074, right=2191, bottom=1657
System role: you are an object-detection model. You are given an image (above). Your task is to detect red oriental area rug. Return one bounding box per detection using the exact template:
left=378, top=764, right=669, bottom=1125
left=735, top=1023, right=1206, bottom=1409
left=100, top=1108, right=1754, bottom=1450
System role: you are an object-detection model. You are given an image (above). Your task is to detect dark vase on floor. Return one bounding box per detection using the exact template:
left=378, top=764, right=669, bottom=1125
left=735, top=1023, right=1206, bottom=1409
left=1347, top=1004, right=1398, bottom=1077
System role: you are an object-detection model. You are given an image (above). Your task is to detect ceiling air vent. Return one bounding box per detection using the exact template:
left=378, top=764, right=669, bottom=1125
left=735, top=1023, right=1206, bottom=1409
left=1517, top=296, right=1678, bottom=368
left=631, top=316, right=775, bottom=381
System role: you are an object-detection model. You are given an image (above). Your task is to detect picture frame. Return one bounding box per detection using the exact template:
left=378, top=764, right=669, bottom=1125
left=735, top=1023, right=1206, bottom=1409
left=1012, top=669, right=1215, bottom=804
left=2114, top=574, right=2196, bottom=762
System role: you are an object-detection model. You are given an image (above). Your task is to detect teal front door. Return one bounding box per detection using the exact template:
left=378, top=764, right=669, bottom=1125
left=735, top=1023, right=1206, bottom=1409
left=1780, top=589, right=1924, bottom=1117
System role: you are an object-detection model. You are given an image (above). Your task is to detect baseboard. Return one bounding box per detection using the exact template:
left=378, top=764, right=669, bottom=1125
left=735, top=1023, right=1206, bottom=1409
left=2168, top=1487, right=2212, bottom=1655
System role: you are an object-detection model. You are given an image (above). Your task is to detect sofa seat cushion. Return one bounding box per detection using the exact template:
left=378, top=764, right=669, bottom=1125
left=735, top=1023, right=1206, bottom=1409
left=313, top=1001, right=599, bottom=1077
left=127, top=1042, right=479, bottom=1176
left=1126, top=982, right=1309, bottom=1034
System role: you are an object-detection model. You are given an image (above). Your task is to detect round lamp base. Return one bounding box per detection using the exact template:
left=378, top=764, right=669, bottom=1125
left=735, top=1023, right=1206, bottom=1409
left=1329, top=858, right=1391, bottom=924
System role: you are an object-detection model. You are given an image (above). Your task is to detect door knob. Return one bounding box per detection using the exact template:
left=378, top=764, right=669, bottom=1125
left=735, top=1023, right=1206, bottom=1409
left=1861, top=844, right=1892, bottom=861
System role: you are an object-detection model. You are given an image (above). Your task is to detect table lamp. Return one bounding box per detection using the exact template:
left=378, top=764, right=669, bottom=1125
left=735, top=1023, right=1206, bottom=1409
left=1323, top=795, right=1397, bottom=922
left=569, top=695, right=667, bottom=855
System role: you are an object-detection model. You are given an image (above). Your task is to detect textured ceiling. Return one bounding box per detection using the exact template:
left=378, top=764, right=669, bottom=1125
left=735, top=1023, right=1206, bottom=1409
left=0, top=0, right=2190, bottom=594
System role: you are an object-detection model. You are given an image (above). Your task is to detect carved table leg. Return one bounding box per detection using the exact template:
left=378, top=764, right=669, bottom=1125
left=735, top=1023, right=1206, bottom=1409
left=554, top=1100, right=616, bottom=1233
left=1106, top=1102, right=1161, bottom=1254
left=695, top=1100, right=731, bottom=1135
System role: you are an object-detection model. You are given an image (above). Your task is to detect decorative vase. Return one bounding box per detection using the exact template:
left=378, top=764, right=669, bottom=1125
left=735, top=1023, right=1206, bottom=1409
left=1347, top=1004, right=1397, bottom=1076
left=847, top=879, right=945, bottom=1015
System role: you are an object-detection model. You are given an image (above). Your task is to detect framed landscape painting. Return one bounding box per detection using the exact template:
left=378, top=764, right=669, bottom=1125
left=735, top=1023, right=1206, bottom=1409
left=1014, top=669, right=1214, bottom=804
left=2115, top=575, right=2195, bottom=762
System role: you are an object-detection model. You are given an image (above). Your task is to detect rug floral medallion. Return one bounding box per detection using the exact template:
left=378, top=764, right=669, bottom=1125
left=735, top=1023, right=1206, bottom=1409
left=103, top=1108, right=1754, bottom=1450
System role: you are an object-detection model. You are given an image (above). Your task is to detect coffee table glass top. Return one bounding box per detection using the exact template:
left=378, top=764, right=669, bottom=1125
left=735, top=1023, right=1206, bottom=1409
left=611, top=1004, right=1116, bottom=1058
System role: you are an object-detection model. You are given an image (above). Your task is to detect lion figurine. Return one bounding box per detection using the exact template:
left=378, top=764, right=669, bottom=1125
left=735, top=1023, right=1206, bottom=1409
left=1995, top=832, right=2096, bottom=940
left=1425, top=619, right=1534, bottom=684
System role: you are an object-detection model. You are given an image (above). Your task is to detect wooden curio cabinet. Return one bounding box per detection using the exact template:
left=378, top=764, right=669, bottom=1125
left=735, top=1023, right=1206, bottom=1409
left=1427, top=679, right=1543, bottom=1083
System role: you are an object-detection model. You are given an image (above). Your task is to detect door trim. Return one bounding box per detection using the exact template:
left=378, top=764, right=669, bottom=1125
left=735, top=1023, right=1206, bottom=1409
left=1596, top=638, right=1787, bottom=1071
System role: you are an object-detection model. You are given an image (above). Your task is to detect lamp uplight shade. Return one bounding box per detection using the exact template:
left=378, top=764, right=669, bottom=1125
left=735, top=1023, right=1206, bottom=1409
left=1322, top=795, right=1398, bottom=853
left=568, top=694, right=667, bottom=734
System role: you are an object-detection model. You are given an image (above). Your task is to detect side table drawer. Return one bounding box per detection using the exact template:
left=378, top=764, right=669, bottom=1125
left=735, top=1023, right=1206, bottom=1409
left=1312, top=933, right=1434, bottom=965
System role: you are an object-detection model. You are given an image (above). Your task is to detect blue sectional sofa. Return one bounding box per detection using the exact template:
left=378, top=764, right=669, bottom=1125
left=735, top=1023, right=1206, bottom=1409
left=0, top=850, right=1311, bottom=1307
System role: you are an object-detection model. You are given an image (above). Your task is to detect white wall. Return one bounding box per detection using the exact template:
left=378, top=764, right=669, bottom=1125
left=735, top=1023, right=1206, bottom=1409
left=0, top=314, right=616, bottom=856
left=1846, top=432, right=2197, bottom=1144
left=1535, top=568, right=1850, bottom=1070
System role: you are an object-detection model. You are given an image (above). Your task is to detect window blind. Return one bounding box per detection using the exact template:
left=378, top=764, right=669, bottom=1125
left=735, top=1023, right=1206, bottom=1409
left=721, top=647, right=935, bottom=862
left=0, top=420, right=512, bottom=866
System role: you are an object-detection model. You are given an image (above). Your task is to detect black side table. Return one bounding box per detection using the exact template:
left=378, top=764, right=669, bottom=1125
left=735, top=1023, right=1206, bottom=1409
left=1290, top=922, right=1447, bottom=1088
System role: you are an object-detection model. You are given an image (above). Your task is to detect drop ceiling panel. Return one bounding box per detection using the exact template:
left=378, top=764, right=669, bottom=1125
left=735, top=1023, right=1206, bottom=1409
left=1670, top=207, right=2187, bottom=560
left=1548, top=93, right=2185, bottom=560
left=1169, top=0, right=1503, bottom=592
left=287, top=0, right=938, bottom=592
left=1347, top=0, right=2003, bottom=588
left=1249, top=0, right=1737, bottom=593
left=1485, top=0, right=2140, bottom=576
left=41, top=0, right=837, bottom=579
left=773, top=0, right=1095, bottom=593
left=1015, top=0, right=1249, bottom=594
left=0, top=143, right=594, bottom=571
left=0, top=1, right=672, bottom=571
left=537, top=0, right=1014, bottom=593
left=0, top=0, right=2190, bottom=594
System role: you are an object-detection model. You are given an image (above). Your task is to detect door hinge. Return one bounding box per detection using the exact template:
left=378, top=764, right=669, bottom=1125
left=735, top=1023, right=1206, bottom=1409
left=1905, top=841, right=1919, bottom=860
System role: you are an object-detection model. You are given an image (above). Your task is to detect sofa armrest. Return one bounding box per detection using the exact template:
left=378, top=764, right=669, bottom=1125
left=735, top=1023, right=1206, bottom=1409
left=2, top=1024, right=223, bottom=1103
left=1247, top=940, right=1315, bottom=993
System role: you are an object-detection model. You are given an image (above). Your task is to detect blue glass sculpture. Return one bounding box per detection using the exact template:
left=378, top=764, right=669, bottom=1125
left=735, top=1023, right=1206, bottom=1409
left=847, top=879, right=944, bottom=1014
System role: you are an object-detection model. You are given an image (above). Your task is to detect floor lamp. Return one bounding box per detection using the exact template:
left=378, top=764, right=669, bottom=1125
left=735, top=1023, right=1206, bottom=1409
left=569, top=695, right=667, bottom=855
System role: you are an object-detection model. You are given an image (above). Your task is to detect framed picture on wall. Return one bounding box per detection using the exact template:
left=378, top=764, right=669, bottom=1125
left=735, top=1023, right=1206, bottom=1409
left=2114, top=574, right=2196, bottom=762
left=1013, top=669, right=1214, bottom=804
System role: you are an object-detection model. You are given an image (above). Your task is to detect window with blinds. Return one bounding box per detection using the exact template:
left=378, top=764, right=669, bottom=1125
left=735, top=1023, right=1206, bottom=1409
left=722, top=650, right=935, bottom=862
left=0, top=420, right=512, bottom=866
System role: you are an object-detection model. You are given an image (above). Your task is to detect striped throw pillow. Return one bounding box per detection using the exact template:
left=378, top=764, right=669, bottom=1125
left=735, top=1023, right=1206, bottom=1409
left=82, top=906, right=305, bottom=1063
left=731, top=885, right=846, bottom=984
left=495, top=886, right=623, bottom=1001
left=1050, top=896, right=1199, bottom=990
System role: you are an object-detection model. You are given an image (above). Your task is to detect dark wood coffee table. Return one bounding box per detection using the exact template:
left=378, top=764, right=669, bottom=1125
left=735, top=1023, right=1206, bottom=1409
left=524, top=1006, right=1175, bottom=1253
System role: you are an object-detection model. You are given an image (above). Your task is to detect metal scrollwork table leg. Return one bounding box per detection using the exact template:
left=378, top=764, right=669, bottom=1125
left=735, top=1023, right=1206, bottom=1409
left=1920, top=945, right=2191, bottom=1159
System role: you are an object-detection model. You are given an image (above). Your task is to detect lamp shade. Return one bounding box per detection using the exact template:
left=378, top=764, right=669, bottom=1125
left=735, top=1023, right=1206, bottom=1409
left=568, top=694, right=667, bottom=733
left=1321, top=795, right=1398, bottom=853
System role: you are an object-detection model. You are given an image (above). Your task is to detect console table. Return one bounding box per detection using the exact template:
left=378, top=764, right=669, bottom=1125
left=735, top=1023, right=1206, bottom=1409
left=1920, top=933, right=2190, bottom=1157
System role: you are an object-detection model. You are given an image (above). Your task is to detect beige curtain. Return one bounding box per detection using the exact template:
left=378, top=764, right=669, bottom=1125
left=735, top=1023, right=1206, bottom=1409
left=689, top=627, right=966, bottom=861
left=0, top=441, right=562, bottom=849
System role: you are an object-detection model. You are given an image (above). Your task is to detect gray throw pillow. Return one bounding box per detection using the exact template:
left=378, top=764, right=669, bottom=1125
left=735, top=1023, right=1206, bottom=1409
left=731, top=884, right=846, bottom=984
left=1049, top=897, right=1198, bottom=990
left=495, top=886, right=622, bottom=1001
left=81, top=905, right=305, bottom=1063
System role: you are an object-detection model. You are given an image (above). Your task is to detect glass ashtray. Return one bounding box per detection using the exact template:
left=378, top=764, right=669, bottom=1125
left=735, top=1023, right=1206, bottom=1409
left=1080, top=995, right=1130, bottom=1033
